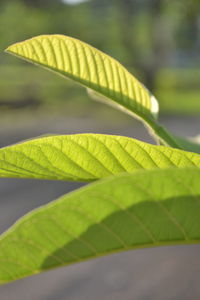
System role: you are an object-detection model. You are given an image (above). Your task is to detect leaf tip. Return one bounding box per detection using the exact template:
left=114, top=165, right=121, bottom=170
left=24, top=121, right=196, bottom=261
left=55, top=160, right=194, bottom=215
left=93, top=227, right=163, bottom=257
left=4, top=46, right=11, bottom=53
left=4, top=43, right=18, bottom=55
left=150, top=95, right=159, bottom=119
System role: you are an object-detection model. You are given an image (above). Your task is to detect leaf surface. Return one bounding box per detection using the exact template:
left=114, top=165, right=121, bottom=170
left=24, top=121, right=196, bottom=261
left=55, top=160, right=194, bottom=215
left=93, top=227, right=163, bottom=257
left=6, top=35, right=184, bottom=148
left=0, top=134, right=200, bottom=181
left=0, top=167, right=200, bottom=284
left=6, top=35, right=158, bottom=124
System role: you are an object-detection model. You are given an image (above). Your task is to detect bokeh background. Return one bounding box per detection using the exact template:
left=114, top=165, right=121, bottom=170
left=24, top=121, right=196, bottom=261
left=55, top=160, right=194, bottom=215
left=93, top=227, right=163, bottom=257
left=0, top=0, right=200, bottom=299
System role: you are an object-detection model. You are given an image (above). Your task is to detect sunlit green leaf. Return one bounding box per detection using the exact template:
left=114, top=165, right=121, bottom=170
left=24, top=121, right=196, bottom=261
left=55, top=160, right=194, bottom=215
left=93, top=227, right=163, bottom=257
left=5, top=35, right=183, bottom=148
left=0, top=167, right=200, bottom=284
left=6, top=36, right=161, bottom=125
left=0, top=134, right=200, bottom=181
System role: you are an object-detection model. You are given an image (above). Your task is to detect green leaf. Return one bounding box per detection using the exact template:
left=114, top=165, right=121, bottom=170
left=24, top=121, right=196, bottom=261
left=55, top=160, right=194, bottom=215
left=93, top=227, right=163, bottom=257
left=6, top=34, right=158, bottom=122
left=5, top=35, right=182, bottom=148
left=0, top=134, right=200, bottom=181
left=0, top=167, right=200, bottom=284
left=174, top=135, right=200, bottom=154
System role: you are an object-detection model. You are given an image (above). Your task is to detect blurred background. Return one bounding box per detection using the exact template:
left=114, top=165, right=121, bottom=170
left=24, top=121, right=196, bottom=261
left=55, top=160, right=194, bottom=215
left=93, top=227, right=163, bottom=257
left=0, top=0, right=200, bottom=118
left=0, top=0, right=200, bottom=299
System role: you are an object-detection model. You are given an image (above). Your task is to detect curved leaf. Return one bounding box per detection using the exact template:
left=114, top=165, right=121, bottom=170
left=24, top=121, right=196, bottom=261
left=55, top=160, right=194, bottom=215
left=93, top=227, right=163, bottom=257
left=5, top=36, right=160, bottom=124
left=0, top=134, right=200, bottom=181
left=0, top=167, right=200, bottom=284
left=5, top=35, right=183, bottom=148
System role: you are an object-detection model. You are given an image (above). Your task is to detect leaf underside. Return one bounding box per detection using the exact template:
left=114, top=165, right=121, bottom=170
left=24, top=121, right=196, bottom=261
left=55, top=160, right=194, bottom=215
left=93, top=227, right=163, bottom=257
left=0, top=134, right=200, bottom=181
left=174, top=135, right=200, bottom=154
left=0, top=167, right=200, bottom=284
left=6, top=34, right=158, bottom=123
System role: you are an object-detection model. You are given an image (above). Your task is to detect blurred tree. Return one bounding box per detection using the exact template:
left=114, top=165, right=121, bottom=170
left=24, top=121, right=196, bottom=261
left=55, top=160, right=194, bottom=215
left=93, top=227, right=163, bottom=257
left=0, top=0, right=199, bottom=112
left=20, top=0, right=61, bottom=7
left=170, top=0, right=200, bottom=64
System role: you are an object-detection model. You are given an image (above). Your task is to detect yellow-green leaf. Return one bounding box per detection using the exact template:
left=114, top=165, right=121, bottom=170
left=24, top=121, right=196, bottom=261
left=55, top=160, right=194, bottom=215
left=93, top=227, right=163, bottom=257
left=6, top=35, right=158, bottom=124
left=0, top=134, right=200, bottom=181
left=0, top=167, right=200, bottom=284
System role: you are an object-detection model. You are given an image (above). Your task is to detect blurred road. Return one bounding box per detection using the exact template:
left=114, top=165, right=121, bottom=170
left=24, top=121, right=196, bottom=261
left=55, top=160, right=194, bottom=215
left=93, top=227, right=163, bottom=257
left=0, top=115, right=200, bottom=300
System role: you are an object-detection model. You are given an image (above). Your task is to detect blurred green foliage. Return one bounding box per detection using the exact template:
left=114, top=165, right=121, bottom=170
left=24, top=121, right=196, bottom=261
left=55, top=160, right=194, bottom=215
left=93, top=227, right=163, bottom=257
left=0, top=0, right=199, bottom=116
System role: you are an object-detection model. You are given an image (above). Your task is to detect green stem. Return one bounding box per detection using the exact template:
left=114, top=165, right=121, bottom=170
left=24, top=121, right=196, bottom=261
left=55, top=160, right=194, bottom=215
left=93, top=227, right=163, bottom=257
left=145, top=118, right=182, bottom=149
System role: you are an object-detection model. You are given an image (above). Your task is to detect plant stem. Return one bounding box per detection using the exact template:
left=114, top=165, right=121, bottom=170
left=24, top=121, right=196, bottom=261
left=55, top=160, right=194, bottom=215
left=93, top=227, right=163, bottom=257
left=145, top=118, right=182, bottom=149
